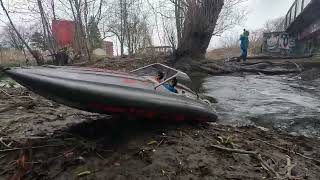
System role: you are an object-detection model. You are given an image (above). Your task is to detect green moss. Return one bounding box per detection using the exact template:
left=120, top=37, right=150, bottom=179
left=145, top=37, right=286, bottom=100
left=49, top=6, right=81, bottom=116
left=0, top=71, right=6, bottom=81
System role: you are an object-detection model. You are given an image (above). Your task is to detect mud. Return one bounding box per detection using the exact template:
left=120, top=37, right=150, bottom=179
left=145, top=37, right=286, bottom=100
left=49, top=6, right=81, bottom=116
left=0, top=57, right=320, bottom=179
left=0, top=93, right=320, bottom=179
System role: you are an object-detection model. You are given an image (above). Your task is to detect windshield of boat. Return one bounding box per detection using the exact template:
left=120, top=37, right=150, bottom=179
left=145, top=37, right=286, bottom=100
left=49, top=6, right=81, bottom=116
left=130, top=63, right=192, bottom=88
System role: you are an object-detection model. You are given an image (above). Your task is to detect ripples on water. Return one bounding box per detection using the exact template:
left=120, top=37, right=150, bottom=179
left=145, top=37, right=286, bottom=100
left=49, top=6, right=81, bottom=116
left=203, top=75, right=320, bottom=137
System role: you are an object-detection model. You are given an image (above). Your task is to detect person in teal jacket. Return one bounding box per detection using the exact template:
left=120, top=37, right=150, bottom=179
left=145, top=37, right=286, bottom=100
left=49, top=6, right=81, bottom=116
left=238, top=29, right=250, bottom=62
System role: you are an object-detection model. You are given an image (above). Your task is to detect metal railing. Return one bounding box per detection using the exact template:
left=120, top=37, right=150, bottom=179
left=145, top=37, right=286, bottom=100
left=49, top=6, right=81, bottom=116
left=285, top=0, right=313, bottom=29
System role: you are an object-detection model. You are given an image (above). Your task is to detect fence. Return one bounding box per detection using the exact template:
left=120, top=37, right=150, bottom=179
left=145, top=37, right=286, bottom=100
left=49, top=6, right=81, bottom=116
left=285, top=0, right=313, bottom=29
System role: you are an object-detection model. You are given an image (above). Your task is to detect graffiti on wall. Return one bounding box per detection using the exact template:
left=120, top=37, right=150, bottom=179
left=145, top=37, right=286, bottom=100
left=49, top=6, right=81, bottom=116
left=263, top=32, right=295, bottom=54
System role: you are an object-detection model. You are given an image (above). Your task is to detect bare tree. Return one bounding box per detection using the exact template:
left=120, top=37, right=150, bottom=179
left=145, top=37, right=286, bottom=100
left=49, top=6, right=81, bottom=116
left=263, top=16, right=285, bottom=32
left=0, top=0, right=44, bottom=65
left=220, top=32, right=240, bottom=48
left=37, top=0, right=57, bottom=55
left=163, top=20, right=177, bottom=52
left=2, top=24, right=31, bottom=51
left=213, top=0, right=248, bottom=36
left=125, top=15, right=153, bottom=55
left=101, top=0, right=153, bottom=56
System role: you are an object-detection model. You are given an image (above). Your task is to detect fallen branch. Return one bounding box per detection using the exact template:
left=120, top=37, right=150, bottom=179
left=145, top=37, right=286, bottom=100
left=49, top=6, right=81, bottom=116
left=240, top=67, right=299, bottom=75
left=199, top=65, right=231, bottom=75
left=242, top=61, right=275, bottom=66
left=286, top=61, right=302, bottom=72
left=198, top=60, right=300, bottom=75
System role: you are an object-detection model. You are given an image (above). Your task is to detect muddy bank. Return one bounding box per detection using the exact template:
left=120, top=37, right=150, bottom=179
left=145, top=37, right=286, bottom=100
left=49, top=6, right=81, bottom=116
left=0, top=94, right=320, bottom=179
left=0, top=57, right=320, bottom=179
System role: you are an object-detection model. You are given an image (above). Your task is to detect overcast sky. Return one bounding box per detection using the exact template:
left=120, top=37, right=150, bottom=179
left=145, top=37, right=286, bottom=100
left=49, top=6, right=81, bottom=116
left=209, top=0, right=295, bottom=49
left=244, top=0, right=294, bottom=29
left=0, top=0, right=296, bottom=51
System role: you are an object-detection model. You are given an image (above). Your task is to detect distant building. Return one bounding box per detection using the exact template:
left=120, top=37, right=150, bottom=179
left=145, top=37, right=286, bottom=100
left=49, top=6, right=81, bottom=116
left=52, top=20, right=114, bottom=57
left=52, top=20, right=76, bottom=47
left=102, top=41, right=114, bottom=57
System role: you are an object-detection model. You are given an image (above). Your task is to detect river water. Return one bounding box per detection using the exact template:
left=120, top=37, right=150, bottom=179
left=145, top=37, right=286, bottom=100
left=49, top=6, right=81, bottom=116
left=203, top=75, right=320, bottom=137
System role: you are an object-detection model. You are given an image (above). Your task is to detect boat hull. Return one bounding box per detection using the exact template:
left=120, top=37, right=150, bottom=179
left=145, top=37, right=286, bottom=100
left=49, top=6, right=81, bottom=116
left=5, top=67, right=217, bottom=122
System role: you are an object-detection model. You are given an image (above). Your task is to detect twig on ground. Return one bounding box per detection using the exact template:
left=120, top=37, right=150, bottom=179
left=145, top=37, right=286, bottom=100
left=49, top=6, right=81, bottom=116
left=0, top=144, right=64, bottom=153
left=181, top=132, right=196, bottom=143
left=224, top=128, right=320, bottom=167
left=157, top=139, right=164, bottom=146
left=256, top=154, right=281, bottom=179
left=255, top=139, right=320, bottom=166
left=286, top=61, right=302, bottom=72
left=0, top=101, right=35, bottom=113
left=0, top=89, right=12, bottom=98
left=208, top=144, right=299, bottom=179
left=209, top=144, right=258, bottom=155
left=95, top=151, right=105, bottom=160
left=0, top=137, right=12, bottom=148
left=0, top=161, right=16, bottom=176
left=285, top=155, right=299, bottom=179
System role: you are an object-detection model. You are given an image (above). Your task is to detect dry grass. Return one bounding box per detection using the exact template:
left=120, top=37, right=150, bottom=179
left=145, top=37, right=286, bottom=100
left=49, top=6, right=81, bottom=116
left=0, top=49, right=29, bottom=66
left=206, top=46, right=263, bottom=61
left=206, top=47, right=241, bottom=60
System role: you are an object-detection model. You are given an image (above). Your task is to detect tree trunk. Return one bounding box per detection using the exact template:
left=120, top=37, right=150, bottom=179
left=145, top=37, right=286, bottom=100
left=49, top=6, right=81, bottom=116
left=0, top=0, right=44, bottom=65
left=176, top=0, right=224, bottom=62
left=175, top=0, right=182, bottom=46
left=37, top=0, right=56, bottom=56
left=73, top=0, right=91, bottom=61
left=51, top=0, right=57, bottom=20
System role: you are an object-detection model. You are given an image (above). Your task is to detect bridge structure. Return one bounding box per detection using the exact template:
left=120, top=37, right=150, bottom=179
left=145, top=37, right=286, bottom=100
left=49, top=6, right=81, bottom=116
left=284, top=0, right=320, bottom=56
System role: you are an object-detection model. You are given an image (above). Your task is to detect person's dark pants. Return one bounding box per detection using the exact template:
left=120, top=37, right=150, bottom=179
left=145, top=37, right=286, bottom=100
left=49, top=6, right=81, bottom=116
left=241, top=47, right=248, bottom=61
